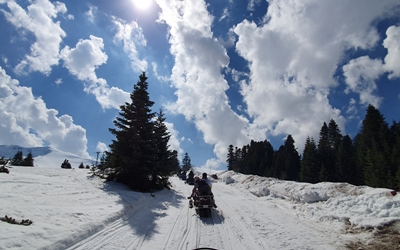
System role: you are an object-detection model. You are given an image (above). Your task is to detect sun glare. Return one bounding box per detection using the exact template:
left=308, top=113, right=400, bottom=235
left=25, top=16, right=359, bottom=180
left=133, top=0, right=152, bottom=10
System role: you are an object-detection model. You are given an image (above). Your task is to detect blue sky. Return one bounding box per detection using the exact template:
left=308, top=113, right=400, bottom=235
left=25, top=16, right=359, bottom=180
left=0, top=0, right=400, bottom=170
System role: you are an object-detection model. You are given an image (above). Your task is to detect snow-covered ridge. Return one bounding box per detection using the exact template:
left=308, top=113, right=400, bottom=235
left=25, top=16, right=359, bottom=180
left=0, top=145, right=94, bottom=168
left=0, top=145, right=51, bottom=158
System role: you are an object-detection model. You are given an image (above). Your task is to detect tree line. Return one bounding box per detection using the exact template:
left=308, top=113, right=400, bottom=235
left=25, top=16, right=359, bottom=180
left=227, top=105, right=400, bottom=189
left=95, top=72, right=180, bottom=192
left=0, top=151, right=34, bottom=167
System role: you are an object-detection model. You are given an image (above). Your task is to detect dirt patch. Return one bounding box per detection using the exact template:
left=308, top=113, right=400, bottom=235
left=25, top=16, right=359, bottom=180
left=345, top=221, right=400, bottom=250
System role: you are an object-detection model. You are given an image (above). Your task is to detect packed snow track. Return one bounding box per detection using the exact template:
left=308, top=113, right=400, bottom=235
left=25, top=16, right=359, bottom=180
left=65, top=176, right=343, bottom=250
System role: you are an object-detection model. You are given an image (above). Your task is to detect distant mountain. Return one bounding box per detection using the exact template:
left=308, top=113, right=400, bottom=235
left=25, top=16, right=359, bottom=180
left=0, top=145, right=94, bottom=168
left=0, top=145, right=51, bottom=158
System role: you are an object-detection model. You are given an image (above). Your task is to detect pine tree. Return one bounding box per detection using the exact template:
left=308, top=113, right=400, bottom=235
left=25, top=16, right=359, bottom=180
left=152, top=109, right=178, bottom=189
left=364, top=145, right=386, bottom=188
left=227, top=145, right=235, bottom=171
left=388, top=122, right=400, bottom=188
left=271, top=146, right=285, bottom=179
left=11, top=151, right=23, bottom=166
left=182, top=152, right=191, bottom=171
left=107, top=72, right=158, bottom=191
left=336, top=135, right=357, bottom=184
left=22, top=152, right=34, bottom=166
left=233, top=147, right=243, bottom=172
left=262, top=140, right=275, bottom=177
left=284, top=135, right=300, bottom=181
left=317, top=122, right=335, bottom=181
left=355, top=105, right=390, bottom=186
left=300, top=137, right=319, bottom=183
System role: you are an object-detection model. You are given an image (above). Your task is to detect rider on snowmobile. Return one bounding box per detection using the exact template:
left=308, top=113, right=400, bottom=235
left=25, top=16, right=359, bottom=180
left=188, top=173, right=217, bottom=208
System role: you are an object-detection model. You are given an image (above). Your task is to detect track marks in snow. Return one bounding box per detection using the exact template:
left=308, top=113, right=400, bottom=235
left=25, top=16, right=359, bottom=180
left=66, top=196, right=157, bottom=250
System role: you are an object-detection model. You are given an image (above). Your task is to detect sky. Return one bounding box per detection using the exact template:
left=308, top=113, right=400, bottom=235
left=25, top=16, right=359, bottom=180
left=1, top=151, right=400, bottom=249
left=0, top=0, right=400, bottom=170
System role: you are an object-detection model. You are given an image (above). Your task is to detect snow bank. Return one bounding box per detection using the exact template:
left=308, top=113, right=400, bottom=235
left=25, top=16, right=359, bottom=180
left=218, top=171, right=400, bottom=228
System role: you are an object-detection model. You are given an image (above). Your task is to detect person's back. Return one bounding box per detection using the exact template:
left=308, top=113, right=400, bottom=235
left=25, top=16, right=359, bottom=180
left=197, top=179, right=211, bottom=195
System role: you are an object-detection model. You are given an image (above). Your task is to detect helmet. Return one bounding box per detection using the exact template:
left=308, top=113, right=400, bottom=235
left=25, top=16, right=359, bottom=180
left=202, top=172, right=207, bottom=179
left=194, top=176, right=200, bottom=182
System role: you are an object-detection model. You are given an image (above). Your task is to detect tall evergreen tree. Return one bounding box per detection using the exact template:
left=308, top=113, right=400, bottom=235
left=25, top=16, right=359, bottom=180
left=233, top=147, right=243, bottom=172
left=11, top=151, right=23, bottom=166
left=107, top=72, right=166, bottom=191
left=272, top=146, right=286, bottom=179
left=262, top=140, right=275, bottom=177
left=355, top=104, right=391, bottom=187
left=152, top=109, right=178, bottom=188
left=364, top=145, right=387, bottom=188
left=300, top=137, right=319, bottom=183
left=328, top=119, right=342, bottom=150
left=182, top=152, right=191, bottom=171
left=317, top=122, right=335, bottom=181
left=284, top=135, right=300, bottom=181
left=391, top=134, right=400, bottom=189
left=336, top=135, right=357, bottom=184
left=23, top=152, right=34, bottom=166
left=227, top=145, right=235, bottom=171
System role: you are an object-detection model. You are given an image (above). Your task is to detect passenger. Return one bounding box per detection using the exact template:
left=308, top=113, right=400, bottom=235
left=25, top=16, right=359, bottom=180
left=188, top=176, right=200, bottom=198
left=197, top=173, right=217, bottom=208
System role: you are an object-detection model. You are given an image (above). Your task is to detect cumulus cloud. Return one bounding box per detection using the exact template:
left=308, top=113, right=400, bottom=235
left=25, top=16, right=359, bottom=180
left=113, top=17, right=148, bottom=73
left=157, top=0, right=252, bottom=165
left=383, top=25, right=400, bottom=79
left=96, top=142, right=108, bottom=153
left=233, top=0, right=399, bottom=148
left=60, top=35, right=130, bottom=109
left=0, top=66, right=90, bottom=158
left=1, top=0, right=67, bottom=75
left=342, top=25, right=400, bottom=108
left=343, top=56, right=384, bottom=107
left=61, top=35, right=108, bottom=82
left=165, top=122, right=184, bottom=159
left=156, top=0, right=400, bottom=161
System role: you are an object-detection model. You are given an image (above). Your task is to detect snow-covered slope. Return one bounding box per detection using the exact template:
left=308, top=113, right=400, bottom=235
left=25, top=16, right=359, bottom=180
left=1, top=159, right=400, bottom=249
left=0, top=145, right=94, bottom=168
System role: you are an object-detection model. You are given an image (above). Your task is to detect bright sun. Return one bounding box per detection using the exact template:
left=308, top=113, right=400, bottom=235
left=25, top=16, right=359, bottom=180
left=133, top=0, right=152, bottom=10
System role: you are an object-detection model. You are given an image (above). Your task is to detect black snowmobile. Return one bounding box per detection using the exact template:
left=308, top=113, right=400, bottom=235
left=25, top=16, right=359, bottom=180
left=189, top=182, right=216, bottom=217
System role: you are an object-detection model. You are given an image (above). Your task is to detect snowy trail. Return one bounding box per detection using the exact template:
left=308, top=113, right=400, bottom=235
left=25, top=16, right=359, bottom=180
left=65, top=176, right=345, bottom=250
left=213, top=182, right=341, bottom=249
left=2, top=167, right=399, bottom=249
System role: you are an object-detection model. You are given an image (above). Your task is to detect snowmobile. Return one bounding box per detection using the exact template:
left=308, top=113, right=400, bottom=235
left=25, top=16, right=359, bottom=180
left=189, top=185, right=216, bottom=217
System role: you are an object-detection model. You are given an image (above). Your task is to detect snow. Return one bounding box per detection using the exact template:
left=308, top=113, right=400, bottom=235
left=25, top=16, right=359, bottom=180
left=1, top=149, right=400, bottom=249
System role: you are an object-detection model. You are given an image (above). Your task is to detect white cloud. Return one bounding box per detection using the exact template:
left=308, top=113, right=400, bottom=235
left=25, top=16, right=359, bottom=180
left=343, top=56, right=384, bottom=107
left=1, top=0, right=67, bottom=75
left=157, top=0, right=253, bottom=163
left=165, top=122, right=184, bottom=159
left=113, top=17, right=148, bottom=73
left=55, top=78, right=62, bottom=85
left=248, top=0, right=261, bottom=11
left=383, top=25, right=400, bottom=79
left=96, top=142, right=108, bottom=153
left=342, top=25, right=400, bottom=108
left=61, top=35, right=108, bottom=82
left=60, top=35, right=130, bottom=110
left=85, top=5, right=97, bottom=23
left=204, top=158, right=222, bottom=171
left=0, top=66, right=90, bottom=158
left=233, top=0, right=399, bottom=150
left=219, top=8, right=229, bottom=22
left=151, top=62, right=170, bottom=82
left=346, top=98, right=358, bottom=118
